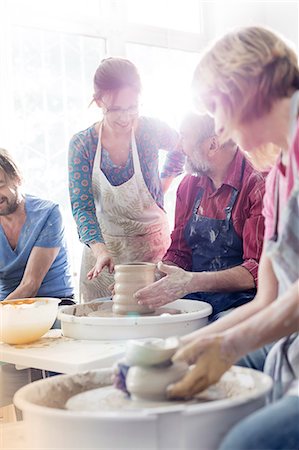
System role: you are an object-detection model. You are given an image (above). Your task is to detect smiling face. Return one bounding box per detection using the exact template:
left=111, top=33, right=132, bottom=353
left=0, top=169, right=22, bottom=216
left=99, top=86, right=139, bottom=133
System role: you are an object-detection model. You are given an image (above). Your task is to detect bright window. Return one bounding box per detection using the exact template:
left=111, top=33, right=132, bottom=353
left=127, top=0, right=202, bottom=33
left=127, top=43, right=200, bottom=128
left=0, top=0, right=204, bottom=296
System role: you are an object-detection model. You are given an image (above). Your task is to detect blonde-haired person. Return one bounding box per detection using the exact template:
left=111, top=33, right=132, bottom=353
left=69, top=57, right=184, bottom=301
left=164, top=27, right=299, bottom=450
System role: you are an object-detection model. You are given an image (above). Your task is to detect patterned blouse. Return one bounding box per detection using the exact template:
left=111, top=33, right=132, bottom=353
left=68, top=116, right=184, bottom=245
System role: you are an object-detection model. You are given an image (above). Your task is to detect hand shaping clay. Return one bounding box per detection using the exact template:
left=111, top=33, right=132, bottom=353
left=126, top=361, right=188, bottom=401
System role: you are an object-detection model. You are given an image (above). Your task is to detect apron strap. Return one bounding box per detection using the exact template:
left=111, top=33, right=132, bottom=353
left=224, top=188, right=238, bottom=224
left=192, top=187, right=204, bottom=214
left=194, top=153, right=245, bottom=223
left=224, top=155, right=245, bottom=225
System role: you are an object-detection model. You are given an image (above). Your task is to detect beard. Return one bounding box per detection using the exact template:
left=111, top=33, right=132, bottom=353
left=185, top=156, right=210, bottom=176
left=0, top=195, right=21, bottom=215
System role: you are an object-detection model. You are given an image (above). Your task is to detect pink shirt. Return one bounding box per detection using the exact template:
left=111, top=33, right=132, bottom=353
left=263, top=121, right=299, bottom=240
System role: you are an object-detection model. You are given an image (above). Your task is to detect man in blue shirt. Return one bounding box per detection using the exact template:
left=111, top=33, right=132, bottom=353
left=0, top=148, right=73, bottom=301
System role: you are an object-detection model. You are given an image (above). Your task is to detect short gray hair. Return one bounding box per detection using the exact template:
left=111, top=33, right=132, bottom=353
left=181, top=113, right=216, bottom=143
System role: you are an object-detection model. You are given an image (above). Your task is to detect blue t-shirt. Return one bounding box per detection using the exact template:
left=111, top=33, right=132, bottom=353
left=0, top=195, right=73, bottom=300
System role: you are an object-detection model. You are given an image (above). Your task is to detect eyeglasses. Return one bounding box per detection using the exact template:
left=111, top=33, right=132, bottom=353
left=103, top=104, right=139, bottom=119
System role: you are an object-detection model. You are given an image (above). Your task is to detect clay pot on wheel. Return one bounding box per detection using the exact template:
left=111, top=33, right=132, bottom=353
left=113, top=263, right=156, bottom=315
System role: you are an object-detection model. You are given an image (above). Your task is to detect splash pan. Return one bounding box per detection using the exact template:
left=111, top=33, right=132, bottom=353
left=58, top=298, right=212, bottom=340
left=14, top=366, right=272, bottom=450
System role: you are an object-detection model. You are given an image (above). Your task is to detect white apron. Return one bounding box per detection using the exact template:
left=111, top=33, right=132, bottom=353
left=264, top=94, right=299, bottom=400
left=80, top=123, right=170, bottom=301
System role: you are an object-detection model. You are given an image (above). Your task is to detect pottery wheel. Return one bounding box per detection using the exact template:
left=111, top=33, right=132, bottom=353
left=65, top=367, right=258, bottom=413
left=58, top=298, right=213, bottom=340
left=72, top=301, right=182, bottom=318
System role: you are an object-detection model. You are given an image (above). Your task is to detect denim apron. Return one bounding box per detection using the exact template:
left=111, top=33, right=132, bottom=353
left=184, top=158, right=255, bottom=317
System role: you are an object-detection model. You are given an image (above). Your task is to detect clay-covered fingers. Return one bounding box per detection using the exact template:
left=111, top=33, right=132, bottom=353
left=87, top=267, right=97, bottom=280
left=99, top=254, right=114, bottom=274
left=167, top=365, right=208, bottom=400
left=172, top=338, right=208, bottom=365
left=134, top=278, right=170, bottom=306
left=88, top=254, right=114, bottom=279
left=87, top=265, right=102, bottom=279
left=108, top=258, right=114, bottom=274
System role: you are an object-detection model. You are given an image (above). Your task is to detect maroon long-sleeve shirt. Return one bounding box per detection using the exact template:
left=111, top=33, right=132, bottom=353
left=164, top=149, right=265, bottom=286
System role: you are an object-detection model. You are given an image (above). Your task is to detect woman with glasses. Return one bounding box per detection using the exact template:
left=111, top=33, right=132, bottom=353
left=68, top=57, right=184, bottom=301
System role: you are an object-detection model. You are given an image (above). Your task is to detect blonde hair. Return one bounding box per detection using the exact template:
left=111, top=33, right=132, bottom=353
left=193, top=26, right=299, bottom=130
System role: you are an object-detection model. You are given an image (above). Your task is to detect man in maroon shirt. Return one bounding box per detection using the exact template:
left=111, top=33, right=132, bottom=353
left=135, top=114, right=265, bottom=319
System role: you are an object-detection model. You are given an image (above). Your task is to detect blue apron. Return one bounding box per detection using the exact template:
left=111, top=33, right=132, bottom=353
left=184, top=159, right=256, bottom=317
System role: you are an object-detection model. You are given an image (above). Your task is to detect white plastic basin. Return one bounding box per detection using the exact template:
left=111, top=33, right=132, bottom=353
left=14, top=366, right=273, bottom=450
left=58, top=298, right=212, bottom=340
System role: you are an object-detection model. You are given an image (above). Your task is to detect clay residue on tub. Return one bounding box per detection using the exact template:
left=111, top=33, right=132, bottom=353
left=65, top=367, right=261, bottom=413
left=67, top=301, right=182, bottom=318
left=30, top=370, right=114, bottom=409
left=69, top=301, right=111, bottom=317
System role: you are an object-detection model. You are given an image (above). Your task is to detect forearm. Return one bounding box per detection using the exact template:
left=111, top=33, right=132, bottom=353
left=224, top=280, right=299, bottom=359
left=182, top=251, right=278, bottom=342
left=5, top=279, right=39, bottom=300
left=189, top=265, right=255, bottom=293
left=181, top=296, right=264, bottom=343
left=89, top=242, right=109, bottom=258
left=160, top=176, right=175, bottom=193
left=74, top=211, right=104, bottom=245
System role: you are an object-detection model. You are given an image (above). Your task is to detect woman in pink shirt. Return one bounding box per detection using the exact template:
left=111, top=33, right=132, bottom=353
left=165, top=26, right=299, bottom=450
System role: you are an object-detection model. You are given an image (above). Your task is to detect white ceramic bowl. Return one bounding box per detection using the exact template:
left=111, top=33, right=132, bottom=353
left=14, top=366, right=273, bottom=450
left=125, top=337, right=180, bottom=366
left=0, top=298, right=59, bottom=344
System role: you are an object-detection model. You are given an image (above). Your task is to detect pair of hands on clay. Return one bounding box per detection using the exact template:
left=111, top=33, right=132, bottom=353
left=113, top=333, right=239, bottom=400
left=87, top=252, right=193, bottom=309
left=167, top=333, right=239, bottom=400
left=134, top=262, right=194, bottom=308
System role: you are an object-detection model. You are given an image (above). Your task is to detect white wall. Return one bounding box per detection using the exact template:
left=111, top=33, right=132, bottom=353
left=202, top=1, right=298, bottom=50
left=263, top=1, right=298, bottom=51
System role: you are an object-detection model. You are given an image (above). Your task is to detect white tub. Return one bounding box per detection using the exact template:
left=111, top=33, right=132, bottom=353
left=58, top=298, right=212, bottom=340
left=14, top=366, right=273, bottom=450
